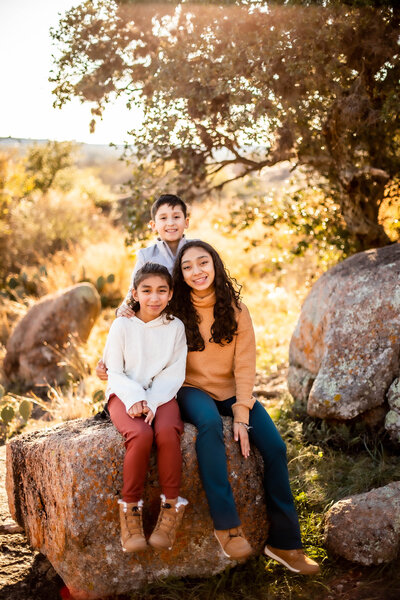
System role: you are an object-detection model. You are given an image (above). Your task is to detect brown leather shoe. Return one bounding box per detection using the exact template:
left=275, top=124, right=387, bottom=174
left=214, top=527, right=253, bottom=560
left=118, top=499, right=147, bottom=552
left=149, top=496, right=188, bottom=550
left=264, top=545, right=320, bottom=575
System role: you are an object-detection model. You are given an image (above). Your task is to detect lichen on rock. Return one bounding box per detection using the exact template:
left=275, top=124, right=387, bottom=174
left=288, top=244, right=400, bottom=423
left=6, top=417, right=268, bottom=599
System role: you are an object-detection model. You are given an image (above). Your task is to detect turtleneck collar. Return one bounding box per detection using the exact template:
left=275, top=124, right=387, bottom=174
left=190, top=288, right=216, bottom=309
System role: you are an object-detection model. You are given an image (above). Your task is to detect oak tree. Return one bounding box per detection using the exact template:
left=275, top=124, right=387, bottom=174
left=51, top=0, right=400, bottom=250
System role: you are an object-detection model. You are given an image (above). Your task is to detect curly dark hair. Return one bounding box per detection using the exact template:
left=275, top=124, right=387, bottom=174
left=128, top=262, right=173, bottom=320
left=170, top=240, right=242, bottom=351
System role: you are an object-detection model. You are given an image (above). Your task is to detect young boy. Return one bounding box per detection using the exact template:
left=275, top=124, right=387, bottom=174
left=96, top=194, right=190, bottom=378
left=117, top=194, right=190, bottom=319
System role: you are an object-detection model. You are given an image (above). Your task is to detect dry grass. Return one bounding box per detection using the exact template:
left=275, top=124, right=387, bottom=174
left=42, top=231, right=133, bottom=296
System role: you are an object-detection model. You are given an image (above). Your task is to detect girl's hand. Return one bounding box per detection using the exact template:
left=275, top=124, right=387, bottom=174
left=233, top=422, right=250, bottom=459
left=144, top=409, right=155, bottom=425
left=116, top=304, right=135, bottom=318
left=95, top=359, right=108, bottom=381
left=128, top=402, right=145, bottom=418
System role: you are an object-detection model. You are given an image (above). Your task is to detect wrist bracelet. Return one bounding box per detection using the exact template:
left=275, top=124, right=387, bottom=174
left=237, top=422, right=252, bottom=432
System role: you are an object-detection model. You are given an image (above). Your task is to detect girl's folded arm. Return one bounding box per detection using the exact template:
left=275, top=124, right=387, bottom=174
left=103, top=319, right=147, bottom=412
left=145, top=323, right=188, bottom=415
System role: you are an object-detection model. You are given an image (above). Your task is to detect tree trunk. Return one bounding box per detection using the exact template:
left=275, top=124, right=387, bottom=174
left=338, top=170, right=391, bottom=252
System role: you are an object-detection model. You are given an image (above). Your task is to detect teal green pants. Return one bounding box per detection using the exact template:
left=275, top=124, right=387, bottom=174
left=177, top=387, right=302, bottom=550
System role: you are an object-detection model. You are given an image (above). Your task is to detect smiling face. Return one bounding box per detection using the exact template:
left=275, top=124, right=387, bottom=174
left=150, top=203, right=189, bottom=248
left=181, top=246, right=215, bottom=296
left=132, top=275, right=173, bottom=322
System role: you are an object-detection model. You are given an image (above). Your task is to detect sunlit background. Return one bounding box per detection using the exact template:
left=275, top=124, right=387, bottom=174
left=0, top=0, right=141, bottom=144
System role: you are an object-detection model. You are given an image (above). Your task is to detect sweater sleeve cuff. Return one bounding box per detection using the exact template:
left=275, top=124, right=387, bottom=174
left=232, top=396, right=256, bottom=425
left=145, top=400, right=158, bottom=416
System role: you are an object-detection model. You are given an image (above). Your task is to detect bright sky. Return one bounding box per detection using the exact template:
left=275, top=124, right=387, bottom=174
left=0, top=0, right=141, bottom=145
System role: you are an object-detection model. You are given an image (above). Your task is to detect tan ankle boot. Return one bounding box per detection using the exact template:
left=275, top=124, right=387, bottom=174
left=118, top=499, right=147, bottom=552
left=149, top=495, right=188, bottom=550
left=214, top=527, right=253, bottom=561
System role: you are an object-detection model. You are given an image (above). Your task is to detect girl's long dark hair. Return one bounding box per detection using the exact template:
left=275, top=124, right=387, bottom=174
left=170, top=240, right=242, bottom=351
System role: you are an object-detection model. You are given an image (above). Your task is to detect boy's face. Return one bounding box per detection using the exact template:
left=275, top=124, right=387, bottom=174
left=150, top=203, right=189, bottom=244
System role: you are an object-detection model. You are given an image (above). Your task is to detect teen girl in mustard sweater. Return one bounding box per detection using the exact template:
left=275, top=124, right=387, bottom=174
left=170, top=241, right=319, bottom=575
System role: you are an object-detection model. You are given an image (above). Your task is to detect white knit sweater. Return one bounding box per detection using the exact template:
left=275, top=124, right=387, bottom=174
left=103, top=314, right=187, bottom=415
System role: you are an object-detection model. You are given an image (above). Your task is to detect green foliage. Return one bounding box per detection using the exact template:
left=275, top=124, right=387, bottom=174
left=1, top=404, right=15, bottom=425
left=92, top=389, right=106, bottom=414
left=79, top=270, right=121, bottom=307
left=0, top=389, right=33, bottom=439
left=96, top=275, right=106, bottom=293
left=0, top=268, right=48, bottom=301
left=92, top=389, right=105, bottom=404
left=19, top=399, right=32, bottom=422
left=225, top=182, right=357, bottom=264
left=25, top=141, right=78, bottom=194
left=0, top=184, right=105, bottom=285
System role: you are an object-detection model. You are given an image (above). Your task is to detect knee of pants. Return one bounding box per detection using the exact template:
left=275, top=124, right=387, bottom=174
left=125, top=425, right=153, bottom=449
left=197, top=415, right=223, bottom=439
left=155, top=424, right=182, bottom=446
left=266, top=437, right=287, bottom=462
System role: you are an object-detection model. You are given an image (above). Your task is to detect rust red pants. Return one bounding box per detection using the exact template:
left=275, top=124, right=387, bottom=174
left=108, top=394, right=184, bottom=502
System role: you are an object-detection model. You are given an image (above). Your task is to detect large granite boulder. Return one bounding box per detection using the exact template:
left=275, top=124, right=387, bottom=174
left=6, top=417, right=268, bottom=600
left=324, top=482, right=400, bottom=565
left=288, top=243, right=400, bottom=422
left=3, top=283, right=101, bottom=387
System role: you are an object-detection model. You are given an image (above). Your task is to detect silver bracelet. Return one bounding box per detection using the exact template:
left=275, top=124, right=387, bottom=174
left=237, top=422, right=252, bottom=432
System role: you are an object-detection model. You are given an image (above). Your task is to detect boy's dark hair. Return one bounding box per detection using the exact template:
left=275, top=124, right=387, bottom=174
left=129, top=263, right=173, bottom=319
left=151, top=194, right=188, bottom=219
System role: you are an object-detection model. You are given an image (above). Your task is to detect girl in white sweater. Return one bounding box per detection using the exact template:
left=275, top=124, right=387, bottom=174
left=103, top=262, right=188, bottom=553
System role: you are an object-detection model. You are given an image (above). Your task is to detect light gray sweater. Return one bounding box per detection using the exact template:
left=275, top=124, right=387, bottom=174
left=123, top=237, right=191, bottom=305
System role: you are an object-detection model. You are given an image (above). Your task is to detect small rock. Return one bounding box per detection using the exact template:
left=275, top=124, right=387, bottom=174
left=325, top=481, right=400, bottom=565
left=0, top=520, right=24, bottom=534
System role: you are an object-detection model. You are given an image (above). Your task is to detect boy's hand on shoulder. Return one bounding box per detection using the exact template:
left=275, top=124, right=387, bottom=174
left=128, top=401, right=145, bottom=418
left=116, top=304, right=135, bottom=318
left=96, top=359, right=108, bottom=381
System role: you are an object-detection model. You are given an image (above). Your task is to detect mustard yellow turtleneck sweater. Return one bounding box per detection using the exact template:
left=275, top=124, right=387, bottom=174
left=183, top=289, right=256, bottom=424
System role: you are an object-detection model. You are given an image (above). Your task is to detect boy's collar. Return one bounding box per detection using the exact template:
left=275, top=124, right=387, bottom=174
left=156, top=235, right=187, bottom=257
left=156, top=234, right=186, bottom=242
